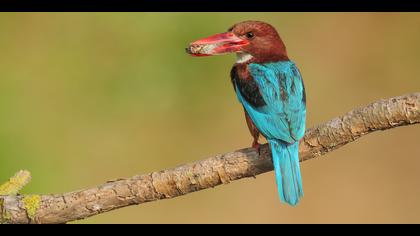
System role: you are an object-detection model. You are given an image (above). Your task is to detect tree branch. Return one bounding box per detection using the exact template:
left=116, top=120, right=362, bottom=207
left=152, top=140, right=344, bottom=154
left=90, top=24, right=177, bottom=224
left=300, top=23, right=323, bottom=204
left=0, top=93, right=419, bottom=224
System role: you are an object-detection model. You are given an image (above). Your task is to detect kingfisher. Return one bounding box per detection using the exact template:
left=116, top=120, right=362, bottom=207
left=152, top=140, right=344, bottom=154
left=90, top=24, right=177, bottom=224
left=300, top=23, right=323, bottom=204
left=186, top=21, right=306, bottom=206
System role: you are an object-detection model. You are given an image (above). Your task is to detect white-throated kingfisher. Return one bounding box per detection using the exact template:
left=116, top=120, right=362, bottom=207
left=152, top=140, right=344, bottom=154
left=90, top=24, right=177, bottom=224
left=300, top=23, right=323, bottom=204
left=186, top=21, right=306, bottom=206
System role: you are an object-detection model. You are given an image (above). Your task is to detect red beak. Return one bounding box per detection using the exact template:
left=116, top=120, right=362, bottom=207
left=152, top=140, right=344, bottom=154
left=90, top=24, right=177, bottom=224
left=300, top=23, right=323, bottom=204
left=186, top=32, right=249, bottom=57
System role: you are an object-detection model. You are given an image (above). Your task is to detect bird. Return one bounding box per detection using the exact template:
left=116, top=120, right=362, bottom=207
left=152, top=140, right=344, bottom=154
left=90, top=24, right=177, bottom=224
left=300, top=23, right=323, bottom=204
left=186, top=20, right=306, bottom=206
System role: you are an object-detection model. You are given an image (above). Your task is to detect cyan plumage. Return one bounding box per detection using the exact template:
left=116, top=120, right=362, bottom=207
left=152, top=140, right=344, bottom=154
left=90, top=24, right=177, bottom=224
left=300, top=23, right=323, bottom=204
left=235, top=61, right=306, bottom=205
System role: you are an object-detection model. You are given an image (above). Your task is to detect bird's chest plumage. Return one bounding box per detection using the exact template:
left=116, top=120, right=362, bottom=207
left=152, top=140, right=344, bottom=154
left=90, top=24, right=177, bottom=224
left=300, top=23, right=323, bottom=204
left=230, top=64, right=266, bottom=108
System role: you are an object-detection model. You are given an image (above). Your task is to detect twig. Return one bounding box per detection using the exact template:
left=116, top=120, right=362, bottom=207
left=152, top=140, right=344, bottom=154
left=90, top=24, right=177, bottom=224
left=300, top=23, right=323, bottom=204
left=0, top=170, right=31, bottom=196
left=0, top=93, right=419, bottom=224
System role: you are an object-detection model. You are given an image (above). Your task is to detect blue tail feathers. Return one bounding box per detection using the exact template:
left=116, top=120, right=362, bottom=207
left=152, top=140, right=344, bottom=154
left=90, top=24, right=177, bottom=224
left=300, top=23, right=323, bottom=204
left=269, top=139, right=303, bottom=206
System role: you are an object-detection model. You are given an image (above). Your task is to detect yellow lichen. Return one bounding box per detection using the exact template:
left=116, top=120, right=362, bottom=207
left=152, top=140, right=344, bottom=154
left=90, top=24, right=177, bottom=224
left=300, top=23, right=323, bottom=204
left=0, top=198, right=12, bottom=224
left=0, top=170, right=32, bottom=196
left=2, top=210, right=12, bottom=222
left=22, top=195, right=41, bottom=222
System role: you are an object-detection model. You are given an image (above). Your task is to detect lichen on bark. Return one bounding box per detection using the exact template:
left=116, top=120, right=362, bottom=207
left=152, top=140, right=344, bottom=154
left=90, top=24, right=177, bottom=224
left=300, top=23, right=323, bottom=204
left=22, top=195, right=41, bottom=222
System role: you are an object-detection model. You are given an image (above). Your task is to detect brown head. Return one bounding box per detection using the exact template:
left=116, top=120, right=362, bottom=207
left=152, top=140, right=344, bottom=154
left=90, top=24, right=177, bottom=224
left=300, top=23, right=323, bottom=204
left=186, top=21, right=288, bottom=63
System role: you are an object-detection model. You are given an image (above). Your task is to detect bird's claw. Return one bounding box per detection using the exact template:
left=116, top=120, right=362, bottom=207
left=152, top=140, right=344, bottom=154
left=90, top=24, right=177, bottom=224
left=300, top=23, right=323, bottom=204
left=252, top=141, right=261, bottom=156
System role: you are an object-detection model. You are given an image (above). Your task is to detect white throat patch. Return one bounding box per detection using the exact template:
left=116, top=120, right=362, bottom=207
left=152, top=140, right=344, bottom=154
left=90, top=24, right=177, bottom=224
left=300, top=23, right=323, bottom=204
left=236, top=52, right=253, bottom=64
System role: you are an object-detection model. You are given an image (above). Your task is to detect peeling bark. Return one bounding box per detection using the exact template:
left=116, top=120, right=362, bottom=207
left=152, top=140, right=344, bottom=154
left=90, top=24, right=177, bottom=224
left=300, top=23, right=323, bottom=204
left=0, top=93, right=419, bottom=224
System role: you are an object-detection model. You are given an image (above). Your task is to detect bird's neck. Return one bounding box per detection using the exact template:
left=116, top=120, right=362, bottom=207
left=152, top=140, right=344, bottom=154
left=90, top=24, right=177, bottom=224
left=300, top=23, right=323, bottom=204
left=236, top=52, right=254, bottom=64
left=233, top=63, right=252, bottom=81
left=236, top=52, right=289, bottom=65
left=234, top=54, right=291, bottom=81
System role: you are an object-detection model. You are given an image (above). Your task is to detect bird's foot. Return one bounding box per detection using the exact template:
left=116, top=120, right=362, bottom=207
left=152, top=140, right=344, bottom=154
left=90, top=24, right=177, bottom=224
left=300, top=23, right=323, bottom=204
left=252, top=141, right=261, bottom=156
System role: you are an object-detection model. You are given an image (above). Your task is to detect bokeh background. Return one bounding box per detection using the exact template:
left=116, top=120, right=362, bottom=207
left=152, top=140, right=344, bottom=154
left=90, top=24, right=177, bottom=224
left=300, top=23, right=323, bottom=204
left=0, top=13, right=419, bottom=223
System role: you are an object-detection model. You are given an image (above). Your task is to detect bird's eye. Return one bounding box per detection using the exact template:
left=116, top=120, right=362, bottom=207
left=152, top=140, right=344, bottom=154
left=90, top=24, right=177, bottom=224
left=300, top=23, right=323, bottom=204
left=245, top=32, right=254, bottom=39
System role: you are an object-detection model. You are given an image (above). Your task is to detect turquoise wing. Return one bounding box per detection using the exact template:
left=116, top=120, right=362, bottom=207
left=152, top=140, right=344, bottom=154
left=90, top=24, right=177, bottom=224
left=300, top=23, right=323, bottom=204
left=235, top=61, right=306, bottom=143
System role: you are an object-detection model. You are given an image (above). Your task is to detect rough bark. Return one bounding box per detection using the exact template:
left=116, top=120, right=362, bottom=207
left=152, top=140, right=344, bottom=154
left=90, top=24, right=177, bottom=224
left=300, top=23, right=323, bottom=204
left=0, top=93, right=419, bottom=224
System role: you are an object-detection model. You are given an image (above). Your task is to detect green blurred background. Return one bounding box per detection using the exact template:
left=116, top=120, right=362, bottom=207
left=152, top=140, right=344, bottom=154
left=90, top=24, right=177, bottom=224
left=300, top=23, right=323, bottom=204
left=0, top=13, right=419, bottom=223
